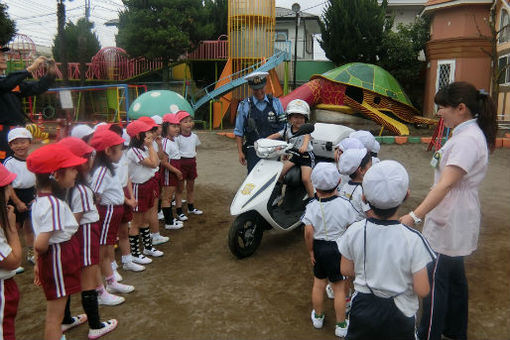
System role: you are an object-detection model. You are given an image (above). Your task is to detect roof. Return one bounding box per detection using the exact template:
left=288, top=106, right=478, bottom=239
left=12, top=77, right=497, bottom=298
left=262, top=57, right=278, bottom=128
left=424, top=0, right=493, bottom=11
left=275, top=7, right=319, bottom=20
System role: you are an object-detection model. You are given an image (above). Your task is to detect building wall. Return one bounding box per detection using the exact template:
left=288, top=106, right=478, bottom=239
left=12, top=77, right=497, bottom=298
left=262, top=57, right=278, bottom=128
left=495, top=0, right=510, bottom=120
left=275, top=19, right=318, bottom=61
left=423, top=4, right=492, bottom=116
left=388, top=5, right=424, bottom=27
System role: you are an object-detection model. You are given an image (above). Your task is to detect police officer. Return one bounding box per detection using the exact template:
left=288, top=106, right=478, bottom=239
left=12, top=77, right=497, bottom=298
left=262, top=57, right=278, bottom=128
left=0, top=47, right=56, bottom=160
left=234, top=71, right=285, bottom=173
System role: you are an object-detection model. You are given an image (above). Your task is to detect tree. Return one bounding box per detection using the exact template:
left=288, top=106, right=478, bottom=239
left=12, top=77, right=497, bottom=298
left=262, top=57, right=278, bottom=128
left=0, top=3, right=16, bottom=46
left=319, top=0, right=391, bottom=65
left=52, top=18, right=101, bottom=84
left=116, top=0, right=214, bottom=81
left=204, top=0, right=228, bottom=40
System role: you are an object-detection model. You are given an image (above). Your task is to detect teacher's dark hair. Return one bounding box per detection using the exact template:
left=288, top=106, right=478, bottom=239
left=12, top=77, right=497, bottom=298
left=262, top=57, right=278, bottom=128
left=434, top=82, right=497, bottom=151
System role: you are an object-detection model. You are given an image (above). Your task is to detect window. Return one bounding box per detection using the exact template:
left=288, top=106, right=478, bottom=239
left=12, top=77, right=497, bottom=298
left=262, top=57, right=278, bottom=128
left=498, top=54, right=510, bottom=84
left=306, top=33, right=313, bottom=55
left=275, top=29, right=288, bottom=42
left=436, top=60, right=456, bottom=93
left=499, top=9, right=510, bottom=44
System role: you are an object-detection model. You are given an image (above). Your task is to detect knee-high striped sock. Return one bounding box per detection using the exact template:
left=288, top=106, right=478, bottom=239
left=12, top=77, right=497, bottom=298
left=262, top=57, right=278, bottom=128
left=140, top=227, right=152, bottom=250
left=129, top=234, right=140, bottom=257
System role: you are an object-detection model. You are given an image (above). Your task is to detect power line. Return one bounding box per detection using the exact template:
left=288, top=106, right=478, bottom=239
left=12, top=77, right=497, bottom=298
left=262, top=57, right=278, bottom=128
left=12, top=5, right=85, bottom=21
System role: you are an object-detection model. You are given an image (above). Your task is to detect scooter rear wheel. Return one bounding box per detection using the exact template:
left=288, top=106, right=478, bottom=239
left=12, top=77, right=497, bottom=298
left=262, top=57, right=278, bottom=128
left=228, top=211, right=264, bottom=259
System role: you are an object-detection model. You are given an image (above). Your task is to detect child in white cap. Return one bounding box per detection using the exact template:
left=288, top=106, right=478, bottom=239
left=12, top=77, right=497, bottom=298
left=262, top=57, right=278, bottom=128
left=338, top=148, right=372, bottom=221
left=302, top=162, right=358, bottom=338
left=70, top=124, right=94, bottom=143
left=334, top=137, right=364, bottom=192
left=337, top=160, right=436, bottom=340
left=3, top=127, right=36, bottom=271
left=349, top=130, right=381, bottom=164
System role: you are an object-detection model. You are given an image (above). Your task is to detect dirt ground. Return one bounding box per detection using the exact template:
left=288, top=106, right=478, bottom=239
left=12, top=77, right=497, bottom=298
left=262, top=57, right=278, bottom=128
left=14, top=131, right=510, bottom=340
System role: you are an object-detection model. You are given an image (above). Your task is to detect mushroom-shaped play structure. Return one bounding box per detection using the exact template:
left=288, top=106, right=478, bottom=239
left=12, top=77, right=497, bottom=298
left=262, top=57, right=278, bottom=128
left=128, top=90, right=194, bottom=120
left=280, top=62, right=436, bottom=135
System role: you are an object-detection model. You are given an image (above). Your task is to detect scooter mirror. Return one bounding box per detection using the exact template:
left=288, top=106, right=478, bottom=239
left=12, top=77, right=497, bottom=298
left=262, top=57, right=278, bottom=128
left=294, top=123, right=314, bottom=136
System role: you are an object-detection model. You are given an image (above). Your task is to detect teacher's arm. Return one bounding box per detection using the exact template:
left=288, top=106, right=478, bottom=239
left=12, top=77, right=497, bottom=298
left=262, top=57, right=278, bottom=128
left=401, top=165, right=466, bottom=226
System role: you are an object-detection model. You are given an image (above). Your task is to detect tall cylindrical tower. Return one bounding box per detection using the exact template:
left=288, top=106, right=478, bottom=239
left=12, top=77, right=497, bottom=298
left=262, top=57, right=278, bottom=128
left=228, top=0, right=275, bottom=99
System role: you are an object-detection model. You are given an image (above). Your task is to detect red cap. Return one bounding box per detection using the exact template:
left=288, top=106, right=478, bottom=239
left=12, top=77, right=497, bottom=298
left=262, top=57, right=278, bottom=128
left=94, top=123, right=112, bottom=132
left=0, top=164, right=17, bottom=187
left=27, top=144, right=87, bottom=174
left=176, top=110, right=191, bottom=122
left=89, top=129, right=125, bottom=152
left=137, top=116, right=159, bottom=128
left=57, top=137, right=94, bottom=157
left=126, top=120, right=152, bottom=137
left=163, top=113, right=180, bottom=124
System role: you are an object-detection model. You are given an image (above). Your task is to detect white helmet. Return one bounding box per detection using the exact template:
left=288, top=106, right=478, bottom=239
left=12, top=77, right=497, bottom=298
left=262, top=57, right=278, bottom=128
left=286, top=99, right=310, bottom=120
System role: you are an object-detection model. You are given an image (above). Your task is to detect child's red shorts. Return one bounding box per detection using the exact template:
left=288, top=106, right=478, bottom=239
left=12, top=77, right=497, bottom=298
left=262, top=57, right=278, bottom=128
left=121, top=186, right=133, bottom=223
left=161, top=159, right=181, bottom=187
left=0, top=277, right=19, bottom=340
left=77, top=222, right=100, bottom=267
left=151, top=171, right=161, bottom=198
left=97, top=205, right=124, bottom=246
left=132, top=178, right=156, bottom=213
left=179, top=157, right=197, bottom=180
left=38, top=235, right=81, bottom=300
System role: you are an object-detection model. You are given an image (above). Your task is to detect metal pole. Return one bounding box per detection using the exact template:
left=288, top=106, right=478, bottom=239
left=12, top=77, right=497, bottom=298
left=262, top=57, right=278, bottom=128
left=293, top=12, right=299, bottom=90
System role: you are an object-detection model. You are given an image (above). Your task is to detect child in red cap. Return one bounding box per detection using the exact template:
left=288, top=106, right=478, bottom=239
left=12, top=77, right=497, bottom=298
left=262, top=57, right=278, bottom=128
left=27, top=143, right=87, bottom=340
left=175, top=111, right=203, bottom=221
left=89, top=130, right=136, bottom=306
left=125, top=120, right=164, bottom=264
left=160, top=114, right=184, bottom=229
left=0, top=163, right=22, bottom=340
left=57, top=137, right=118, bottom=339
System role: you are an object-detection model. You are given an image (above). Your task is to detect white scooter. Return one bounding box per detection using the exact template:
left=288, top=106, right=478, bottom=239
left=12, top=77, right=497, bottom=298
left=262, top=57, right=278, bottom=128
left=228, top=122, right=355, bottom=258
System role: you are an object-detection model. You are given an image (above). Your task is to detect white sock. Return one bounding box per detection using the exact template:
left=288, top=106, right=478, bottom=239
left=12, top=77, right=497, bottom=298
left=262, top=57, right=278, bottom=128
left=121, top=254, right=132, bottom=264
left=111, top=260, right=118, bottom=271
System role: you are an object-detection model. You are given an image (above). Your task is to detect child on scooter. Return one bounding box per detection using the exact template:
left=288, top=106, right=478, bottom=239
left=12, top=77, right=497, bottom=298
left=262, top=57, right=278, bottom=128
left=267, top=99, right=315, bottom=199
left=302, top=162, right=358, bottom=338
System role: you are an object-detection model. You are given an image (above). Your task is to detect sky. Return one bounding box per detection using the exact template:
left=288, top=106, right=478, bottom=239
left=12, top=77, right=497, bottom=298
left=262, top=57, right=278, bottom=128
left=5, top=0, right=328, bottom=58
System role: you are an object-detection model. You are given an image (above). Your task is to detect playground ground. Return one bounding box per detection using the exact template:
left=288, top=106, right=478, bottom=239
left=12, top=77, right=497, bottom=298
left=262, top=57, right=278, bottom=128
left=14, top=131, right=510, bottom=340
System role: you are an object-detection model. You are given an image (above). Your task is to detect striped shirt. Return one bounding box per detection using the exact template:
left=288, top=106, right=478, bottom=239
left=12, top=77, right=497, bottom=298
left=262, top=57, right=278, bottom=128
left=31, top=194, right=79, bottom=244
left=0, top=228, right=15, bottom=280
left=89, top=166, right=124, bottom=205
left=3, top=156, right=36, bottom=189
left=70, top=184, right=99, bottom=225
left=127, top=147, right=157, bottom=184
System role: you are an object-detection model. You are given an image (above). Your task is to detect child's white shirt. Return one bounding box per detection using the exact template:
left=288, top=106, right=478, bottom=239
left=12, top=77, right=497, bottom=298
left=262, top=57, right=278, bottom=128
left=338, top=180, right=370, bottom=221
left=176, top=133, right=200, bottom=158
left=3, top=156, right=36, bottom=189
left=162, top=137, right=181, bottom=160
left=127, top=147, right=157, bottom=184
left=301, top=195, right=358, bottom=241
left=32, top=194, right=79, bottom=244
left=338, top=218, right=436, bottom=317
left=0, top=229, right=15, bottom=279
left=278, top=124, right=313, bottom=152
left=70, top=184, right=99, bottom=225
left=89, top=166, right=124, bottom=205
left=115, top=151, right=129, bottom=188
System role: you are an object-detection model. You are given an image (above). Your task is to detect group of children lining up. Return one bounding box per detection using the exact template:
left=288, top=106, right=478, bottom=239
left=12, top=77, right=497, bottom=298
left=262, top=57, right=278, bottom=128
left=0, top=111, right=201, bottom=340
left=300, top=130, right=435, bottom=339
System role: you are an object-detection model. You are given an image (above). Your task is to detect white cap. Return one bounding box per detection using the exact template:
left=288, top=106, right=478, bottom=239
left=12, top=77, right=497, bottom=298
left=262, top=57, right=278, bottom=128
left=311, top=162, right=341, bottom=191
left=363, top=160, right=409, bottom=209
left=339, top=148, right=367, bottom=175
left=151, top=115, right=163, bottom=125
left=336, top=137, right=364, bottom=152
left=71, top=124, right=94, bottom=139
left=122, top=129, right=130, bottom=146
left=8, top=127, right=32, bottom=143
left=350, top=130, right=378, bottom=153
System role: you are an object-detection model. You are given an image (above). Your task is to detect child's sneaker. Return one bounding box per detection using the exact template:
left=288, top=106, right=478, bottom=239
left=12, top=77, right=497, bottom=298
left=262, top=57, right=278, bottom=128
left=326, top=283, right=335, bottom=299
left=122, top=261, right=145, bottom=272
left=15, top=266, right=24, bottom=274
left=106, top=281, right=134, bottom=294
left=62, top=314, right=87, bottom=332
left=311, top=309, right=325, bottom=329
left=151, top=233, right=169, bottom=245
left=131, top=254, right=152, bottom=264
left=335, top=319, right=349, bottom=338
left=188, top=208, right=203, bottom=215
left=165, top=219, right=184, bottom=230
left=113, top=269, right=123, bottom=282
left=27, top=248, right=35, bottom=265
left=97, top=291, right=125, bottom=306
left=88, top=319, right=118, bottom=340
left=177, top=213, right=188, bottom=221
left=157, top=210, right=164, bottom=220
left=143, top=247, right=164, bottom=257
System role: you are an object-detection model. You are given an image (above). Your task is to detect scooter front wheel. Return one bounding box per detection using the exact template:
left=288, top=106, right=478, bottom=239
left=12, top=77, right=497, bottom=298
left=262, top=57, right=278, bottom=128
left=228, top=211, right=264, bottom=259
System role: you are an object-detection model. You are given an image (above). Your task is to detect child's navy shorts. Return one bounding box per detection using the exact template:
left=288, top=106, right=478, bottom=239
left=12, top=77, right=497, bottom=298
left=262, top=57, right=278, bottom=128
left=290, top=151, right=315, bottom=168
left=313, top=239, right=343, bottom=282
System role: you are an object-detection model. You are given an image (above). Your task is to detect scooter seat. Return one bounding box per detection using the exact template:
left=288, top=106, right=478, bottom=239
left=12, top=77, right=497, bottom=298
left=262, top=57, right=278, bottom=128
left=283, top=166, right=302, bottom=187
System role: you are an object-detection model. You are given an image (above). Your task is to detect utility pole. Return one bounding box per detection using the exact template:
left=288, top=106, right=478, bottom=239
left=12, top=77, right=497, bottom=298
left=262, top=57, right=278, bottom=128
left=291, top=3, right=300, bottom=90
left=57, top=0, right=68, bottom=81
left=85, top=0, right=91, bottom=20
